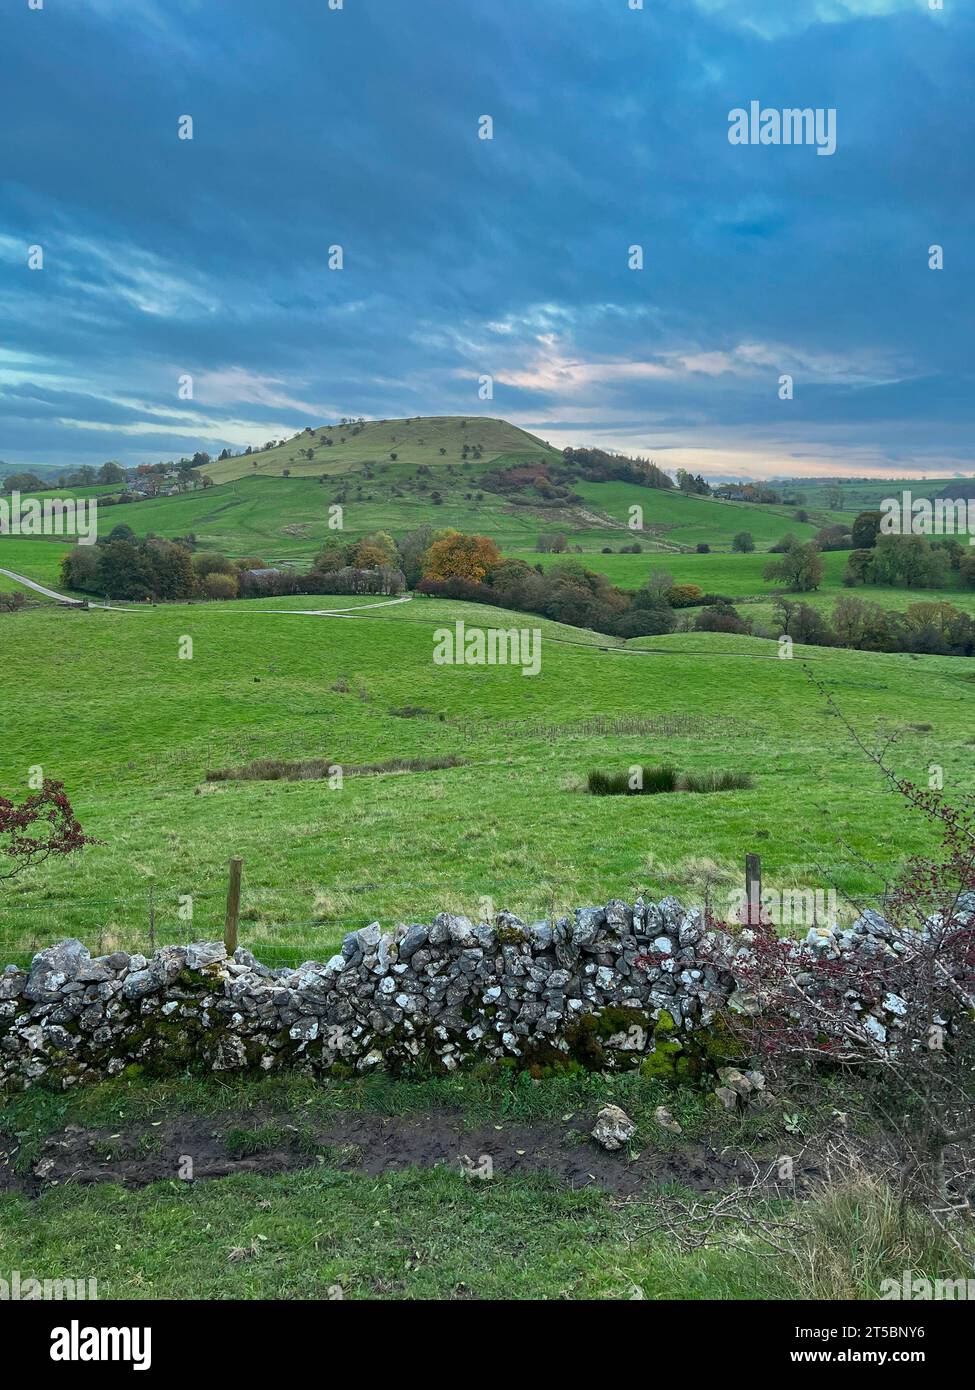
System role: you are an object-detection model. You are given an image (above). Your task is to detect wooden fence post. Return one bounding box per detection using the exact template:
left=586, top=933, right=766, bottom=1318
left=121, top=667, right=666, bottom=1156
left=745, top=853, right=762, bottom=926
left=224, top=857, right=243, bottom=955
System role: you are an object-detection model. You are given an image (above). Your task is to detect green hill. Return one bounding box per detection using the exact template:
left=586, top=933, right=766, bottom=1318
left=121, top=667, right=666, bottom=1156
left=202, top=414, right=559, bottom=483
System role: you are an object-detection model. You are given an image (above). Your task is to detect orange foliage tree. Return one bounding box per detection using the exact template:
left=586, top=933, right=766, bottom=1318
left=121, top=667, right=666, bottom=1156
left=423, top=533, right=501, bottom=584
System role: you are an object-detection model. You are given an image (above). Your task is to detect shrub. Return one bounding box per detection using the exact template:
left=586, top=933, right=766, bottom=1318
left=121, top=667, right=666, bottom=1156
left=201, top=572, right=238, bottom=600
left=694, top=603, right=751, bottom=635
left=612, top=607, right=676, bottom=638
left=192, top=551, right=236, bottom=578
left=665, top=583, right=705, bottom=608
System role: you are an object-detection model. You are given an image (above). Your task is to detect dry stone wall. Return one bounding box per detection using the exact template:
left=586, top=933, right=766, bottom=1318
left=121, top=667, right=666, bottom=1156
left=0, top=896, right=928, bottom=1093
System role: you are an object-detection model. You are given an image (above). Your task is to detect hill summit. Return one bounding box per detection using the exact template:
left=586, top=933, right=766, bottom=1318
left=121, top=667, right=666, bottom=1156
left=201, top=415, right=559, bottom=484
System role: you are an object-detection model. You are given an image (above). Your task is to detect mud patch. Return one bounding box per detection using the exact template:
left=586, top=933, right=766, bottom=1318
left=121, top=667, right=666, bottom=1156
left=0, top=1107, right=826, bottom=1199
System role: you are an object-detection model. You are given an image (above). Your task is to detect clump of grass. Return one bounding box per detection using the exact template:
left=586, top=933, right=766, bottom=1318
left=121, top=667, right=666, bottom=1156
left=224, top=1124, right=291, bottom=1157
left=588, top=765, right=677, bottom=797
left=680, top=769, right=753, bottom=793
left=206, top=755, right=466, bottom=783
left=389, top=704, right=432, bottom=718
left=587, top=766, right=752, bottom=796
left=787, top=1174, right=974, bottom=1299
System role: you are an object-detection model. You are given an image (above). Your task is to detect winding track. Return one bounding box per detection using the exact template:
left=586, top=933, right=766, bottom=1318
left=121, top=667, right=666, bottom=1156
left=0, top=565, right=414, bottom=617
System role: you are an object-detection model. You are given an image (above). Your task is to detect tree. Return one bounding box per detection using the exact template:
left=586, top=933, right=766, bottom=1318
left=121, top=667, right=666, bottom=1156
left=763, top=542, right=824, bottom=592
left=423, top=533, right=501, bottom=584
left=851, top=510, right=883, bottom=549
left=96, top=540, right=156, bottom=600
left=201, top=572, right=238, bottom=600
left=0, top=780, right=94, bottom=883
left=2, top=472, right=45, bottom=493
left=352, top=543, right=392, bottom=570
left=356, top=531, right=397, bottom=565
left=192, top=551, right=235, bottom=579
left=772, top=598, right=834, bottom=646
left=815, top=523, right=853, bottom=551
left=830, top=594, right=893, bottom=650
left=97, top=461, right=126, bottom=485
left=731, top=531, right=755, bottom=554
left=60, top=546, right=100, bottom=592
left=769, top=532, right=798, bottom=554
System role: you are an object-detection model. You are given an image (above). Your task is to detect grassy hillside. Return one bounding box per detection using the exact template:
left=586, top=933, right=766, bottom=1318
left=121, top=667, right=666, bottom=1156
left=202, top=415, right=559, bottom=483
left=73, top=474, right=603, bottom=563
left=0, top=594, right=969, bottom=966
left=775, top=476, right=969, bottom=514
left=571, top=482, right=827, bottom=551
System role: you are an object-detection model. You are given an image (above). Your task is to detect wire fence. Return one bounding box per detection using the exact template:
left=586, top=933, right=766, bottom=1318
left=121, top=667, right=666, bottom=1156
left=0, top=858, right=897, bottom=971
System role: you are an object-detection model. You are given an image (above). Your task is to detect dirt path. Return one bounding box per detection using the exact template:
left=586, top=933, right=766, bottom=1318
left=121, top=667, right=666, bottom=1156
left=0, top=564, right=413, bottom=619
left=0, top=566, right=88, bottom=605
left=0, top=1106, right=827, bottom=1199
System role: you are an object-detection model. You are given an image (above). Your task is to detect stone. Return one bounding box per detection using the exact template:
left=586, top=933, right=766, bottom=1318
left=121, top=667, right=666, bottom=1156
left=121, top=970, right=160, bottom=1000
left=653, top=1105, right=682, bottom=1135
left=717, top=1066, right=754, bottom=1097
left=573, top=908, right=604, bottom=947
left=715, top=1085, right=739, bottom=1112
left=591, top=1104, right=636, bottom=1151
left=397, top=924, right=428, bottom=961
left=24, top=940, right=91, bottom=1003
left=0, top=892, right=931, bottom=1094
left=185, top=942, right=227, bottom=971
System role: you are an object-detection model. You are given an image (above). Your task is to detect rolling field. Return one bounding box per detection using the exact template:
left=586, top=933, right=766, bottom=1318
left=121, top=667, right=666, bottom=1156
left=571, top=481, right=828, bottom=550
left=0, top=592, right=970, bottom=967
left=83, top=474, right=602, bottom=562
left=777, top=476, right=965, bottom=514
left=509, top=544, right=975, bottom=616
left=0, top=536, right=78, bottom=590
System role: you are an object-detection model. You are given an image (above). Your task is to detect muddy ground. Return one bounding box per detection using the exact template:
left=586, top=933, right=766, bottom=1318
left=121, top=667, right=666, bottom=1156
left=0, top=1107, right=830, bottom=1199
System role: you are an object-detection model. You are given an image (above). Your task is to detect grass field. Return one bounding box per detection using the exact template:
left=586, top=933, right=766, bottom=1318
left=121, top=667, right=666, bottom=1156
left=776, top=476, right=966, bottom=515
left=0, top=592, right=970, bottom=967
left=571, top=481, right=828, bottom=550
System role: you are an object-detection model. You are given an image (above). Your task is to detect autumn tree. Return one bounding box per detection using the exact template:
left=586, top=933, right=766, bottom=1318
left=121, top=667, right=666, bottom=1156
left=423, top=532, right=501, bottom=584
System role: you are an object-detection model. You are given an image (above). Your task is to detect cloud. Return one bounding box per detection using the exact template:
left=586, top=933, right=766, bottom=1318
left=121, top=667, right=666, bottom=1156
left=690, top=0, right=933, bottom=40
left=0, top=0, right=969, bottom=476
left=192, top=368, right=333, bottom=417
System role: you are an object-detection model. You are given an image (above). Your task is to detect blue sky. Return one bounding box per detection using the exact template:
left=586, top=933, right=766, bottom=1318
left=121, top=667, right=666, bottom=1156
left=0, top=0, right=970, bottom=479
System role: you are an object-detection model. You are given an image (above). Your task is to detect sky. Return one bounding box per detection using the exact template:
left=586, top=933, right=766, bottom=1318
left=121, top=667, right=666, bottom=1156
left=0, top=0, right=971, bottom=481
